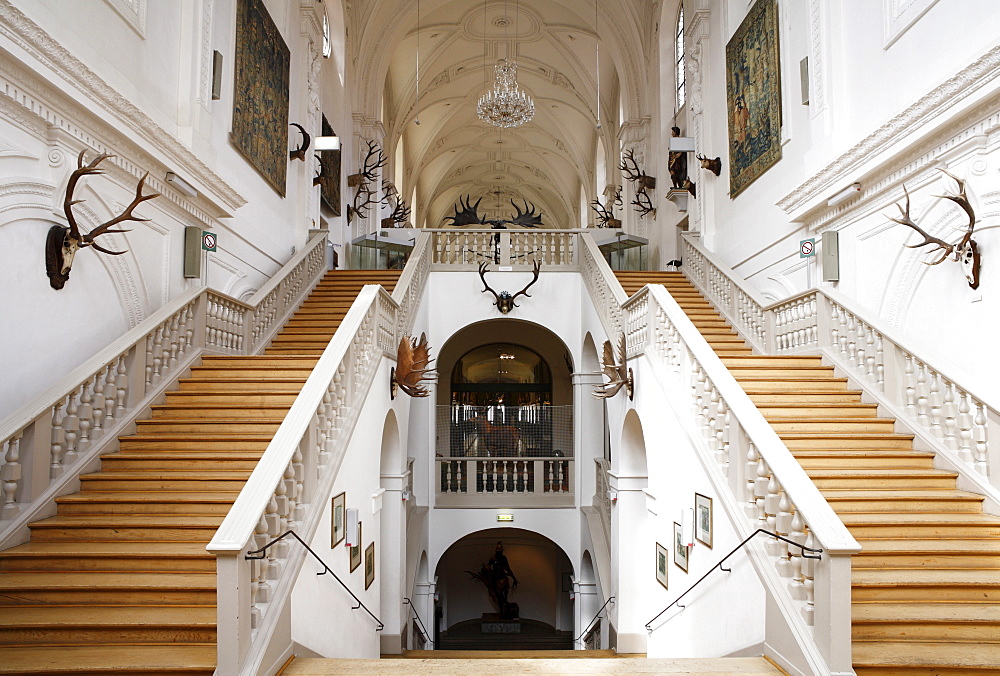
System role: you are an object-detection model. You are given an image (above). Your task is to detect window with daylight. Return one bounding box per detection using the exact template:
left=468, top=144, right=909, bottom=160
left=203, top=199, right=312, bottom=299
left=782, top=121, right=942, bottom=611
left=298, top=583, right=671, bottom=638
left=675, top=6, right=686, bottom=110
left=322, top=14, right=332, bottom=59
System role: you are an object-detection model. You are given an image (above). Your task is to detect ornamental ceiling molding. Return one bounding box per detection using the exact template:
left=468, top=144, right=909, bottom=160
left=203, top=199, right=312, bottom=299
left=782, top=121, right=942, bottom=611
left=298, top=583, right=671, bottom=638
left=0, top=0, right=245, bottom=212
left=807, top=93, right=1000, bottom=234
left=779, top=43, right=1000, bottom=215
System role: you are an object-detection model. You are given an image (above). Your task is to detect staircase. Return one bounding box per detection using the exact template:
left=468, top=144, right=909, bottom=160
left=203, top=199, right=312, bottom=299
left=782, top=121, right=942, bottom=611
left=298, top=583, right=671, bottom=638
left=616, top=271, right=1000, bottom=675
left=0, top=270, right=400, bottom=674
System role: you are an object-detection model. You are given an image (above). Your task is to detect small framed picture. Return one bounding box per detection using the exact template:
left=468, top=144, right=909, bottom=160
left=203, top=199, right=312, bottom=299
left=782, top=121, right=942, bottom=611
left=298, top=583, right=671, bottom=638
left=674, top=521, right=689, bottom=573
left=695, top=493, right=713, bottom=548
left=364, top=542, right=376, bottom=590
left=655, top=542, right=669, bottom=589
left=331, top=492, right=346, bottom=548
left=350, top=521, right=362, bottom=572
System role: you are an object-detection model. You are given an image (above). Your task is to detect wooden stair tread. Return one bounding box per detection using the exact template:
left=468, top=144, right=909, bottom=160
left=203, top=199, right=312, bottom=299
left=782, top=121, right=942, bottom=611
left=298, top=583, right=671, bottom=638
left=30, top=515, right=224, bottom=527
left=852, top=640, right=1000, bottom=667
left=853, top=603, right=1000, bottom=623
left=0, top=606, right=216, bottom=626
left=0, top=571, right=216, bottom=589
left=807, top=468, right=956, bottom=477
left=853, top=539, right=1000, bottom=552
left=840, top=513, right=1000, bottom=525
left=0, top=644, right=215, bottom=672
left=286, top=657, right=783, bottom=674
left=0, top=541, right=210, bottom=557
left=854, top=568, right=1000, bottom=585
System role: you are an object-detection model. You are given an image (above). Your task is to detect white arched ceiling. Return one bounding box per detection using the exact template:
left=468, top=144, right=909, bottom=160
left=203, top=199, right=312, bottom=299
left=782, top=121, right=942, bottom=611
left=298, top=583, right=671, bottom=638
left=343, top=0, right=659, bottom=230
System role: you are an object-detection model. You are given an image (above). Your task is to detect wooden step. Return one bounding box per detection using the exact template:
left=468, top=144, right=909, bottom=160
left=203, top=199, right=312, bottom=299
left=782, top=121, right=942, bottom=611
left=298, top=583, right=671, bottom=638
left=755, top=403, right=880, bottom=417
left=55, top=491, right=239, bottom=517
left=822, top=489, right=985, bottom=513
left=767, top=418, right=897, bottom=434
left=174, top=379, right=306, bottom=392
left=0, top=541, right=214, bottom=572
left=161, top=391, right=298, bottom=406
left=781, top=433, right=916, bottom=450
left=851, top=538, right=1000, bottom=567
left=28, top=514, right=224, bottom=541
left=0, top=571, right=216, bottom=605
left=0, top=644, right=216, bottom=674
left=793, top=450, right=935, bottom=469
left=0, top=605, right=216, bottom=645
left=852, top=602, right=1000, bottom=643
left=736, top=378, right=851, bottom=391
left=721, top=355, right=825, bottom=367
left=117, top=436, right=271, bottom=451
left=853, top=569, right=1000, bottom=602
left=133, top=419, right=284, bottom=433
left=842, top=512, right=1000, bottom=538
left=808, top=468, right=958, bottom=489
left=728, top=366, right=837, bottom=378
left=747, top=391, right=864, bottom=404
left=852, top=640, right=1000, bottom=673
left=79, top=473, right=249, bottom=491
left=150, top=404, right=292, bottom=419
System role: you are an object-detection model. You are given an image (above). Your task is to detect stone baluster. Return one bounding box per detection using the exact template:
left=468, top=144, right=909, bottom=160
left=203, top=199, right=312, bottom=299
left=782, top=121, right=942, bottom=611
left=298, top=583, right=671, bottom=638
left=928, top=371, right=944, bottom=440
left=102, top=362, right=116, bottom=427
left=956, top=389, right=974, bottom=466
left=151, top=325, right=164, bottom=384
left=64, top=391, right=80, bottom=465
left=272, top=481, right=290, bottom=561
left=291, top=445, right=305, bottom=524
left=1, top=432, right=23, bottom=520
left=845, top=312, right=857, bottom=367
left=251, top=514, right=270, bottom=627
left=745, top=442, right=759, bottom=518
left=903, top=354, right=917, bottom=418
left=942, top=380, right=959, bottom=450
left=114, top=355, right=128, bottom=419
left=801, top=529, right=817, bottom=625
left=717, top=398, right=731, bottom=477
left=705, top=382, right=719, bottom=450
left=317, top=393, right=331, bottom=465
left=264, top=494, right=282, bottom=580
left=50, top=401, right=66, bottom=479
left=145, top=332, right=154, bottom=386
left=829, top=304, right=840, bottom=355
left=915, top=361, right=930, bottom=428
left=91, top=371, right=106, bottom=436
left=775, top=488, right=793, bottom=577
left=764, top=473, right=780, bottom=548
left=753, top=457, right=769, bottom=528
left=788, top=508, right=807, bottom=601
left=973, top=403, right=989, bottom=476
left=77, top=380, right=93, bottom=452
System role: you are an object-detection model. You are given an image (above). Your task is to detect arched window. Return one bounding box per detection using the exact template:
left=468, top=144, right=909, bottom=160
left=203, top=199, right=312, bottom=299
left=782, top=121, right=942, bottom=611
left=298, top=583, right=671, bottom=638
left=675, top=6, right=686, bottom=111
left=451, top=343, right=552, bottom=407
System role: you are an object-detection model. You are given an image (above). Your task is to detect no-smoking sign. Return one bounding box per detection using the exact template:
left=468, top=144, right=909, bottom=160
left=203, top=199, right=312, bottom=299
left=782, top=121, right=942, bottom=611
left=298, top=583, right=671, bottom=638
left=799, top=238, right=815, bottom=258
left=202, top=231, right=217, bottom=252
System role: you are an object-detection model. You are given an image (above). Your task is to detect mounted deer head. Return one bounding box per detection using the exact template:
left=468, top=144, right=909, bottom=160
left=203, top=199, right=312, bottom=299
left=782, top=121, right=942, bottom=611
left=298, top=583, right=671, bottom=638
left=348, top=139, right=386, bottom=186
left=479, top=260, right=541, bottom=314
left=631, top=189, right=656, bottom=219
left=45, top=151, right=159, bottom=290
left=289, top=123, right=310, bottom=161
left=312, top=152, right=326, bottom=186
left=696, top=154, right=722, bottom=176
left=391, top=333, right=436, bottom=398
left=887, top=169, right=981, bottom=289
left=619, top=148, right=656, bottom=191
left=593, top=333, right=633, bottom=400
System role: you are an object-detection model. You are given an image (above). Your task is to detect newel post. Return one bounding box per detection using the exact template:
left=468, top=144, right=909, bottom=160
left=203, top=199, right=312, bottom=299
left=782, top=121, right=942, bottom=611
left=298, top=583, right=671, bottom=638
left=215, top=546, right=253, bottom=676
left=812, top=549, right=855, bottom=676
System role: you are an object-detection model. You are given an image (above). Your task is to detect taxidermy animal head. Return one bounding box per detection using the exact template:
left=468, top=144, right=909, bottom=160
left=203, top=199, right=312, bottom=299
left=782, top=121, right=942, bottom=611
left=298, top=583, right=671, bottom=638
left=289, top=123, right=311, bottom=161
left=46, top=150, right=159, bottom=290
left=887, top=169, right=981, bottom=289
left=593, top=333, right=633, bottom=400
left=478, top=259, right=541, bottom=314
left=696, top=154, right=722, bottom=176
left=392, top=333, right=436, bottom=398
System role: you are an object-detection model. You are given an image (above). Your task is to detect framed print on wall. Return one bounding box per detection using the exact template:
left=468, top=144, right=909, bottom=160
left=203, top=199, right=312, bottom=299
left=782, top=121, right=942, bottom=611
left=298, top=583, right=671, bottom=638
left=331, top=492, right=346, bottom=548
left=655, top=542, right=669, bottom=589
left=695, top=493, right=713, bottom=548
left=674, top=521, right=689, bottom=573
left=350, top=521, right=362, bottom=572
left=365, top=542, right=376, bottom=590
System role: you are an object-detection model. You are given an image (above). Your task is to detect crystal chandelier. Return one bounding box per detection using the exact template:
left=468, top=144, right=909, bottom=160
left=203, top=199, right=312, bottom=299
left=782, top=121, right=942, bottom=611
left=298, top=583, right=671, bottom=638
left=477, top=59, right=535, bottom=128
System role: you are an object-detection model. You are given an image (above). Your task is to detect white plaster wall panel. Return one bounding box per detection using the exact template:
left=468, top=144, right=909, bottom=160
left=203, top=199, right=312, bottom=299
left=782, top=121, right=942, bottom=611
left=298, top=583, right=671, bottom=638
left=0, top=217, right=129, bottom=415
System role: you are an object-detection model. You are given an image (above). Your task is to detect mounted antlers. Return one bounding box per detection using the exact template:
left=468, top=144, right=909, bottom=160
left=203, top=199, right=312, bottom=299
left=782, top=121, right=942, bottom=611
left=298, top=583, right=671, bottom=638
left=593, top=333, right=633, bottom=400
left=346, top=140, right=386, bottom=223
left=478, top=259, right=541, bottom=314
left=887, top=169, right=981, bottom=289
left=631, top=189, right=656, bottom=218
left=619, top=148, right=656, bottom=191
left=444, top=195, right=544, bottom=229
left=45, top=151, right=159, bottom=290
left=289, top=123, right=310, bottom=161
left=391, top=333, right=436, bottom=398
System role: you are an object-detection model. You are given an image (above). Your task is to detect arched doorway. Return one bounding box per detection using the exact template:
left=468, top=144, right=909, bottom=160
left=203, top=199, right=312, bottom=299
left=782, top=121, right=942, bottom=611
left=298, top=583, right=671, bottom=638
left=434, top=528, right=574, bottom=650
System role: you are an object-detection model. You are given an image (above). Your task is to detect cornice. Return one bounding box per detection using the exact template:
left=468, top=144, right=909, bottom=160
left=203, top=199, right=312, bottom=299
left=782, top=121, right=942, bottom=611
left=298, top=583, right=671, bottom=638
left=0, top=0, right=246, bottom=212
left=778, top=44, right=1000, bottom=216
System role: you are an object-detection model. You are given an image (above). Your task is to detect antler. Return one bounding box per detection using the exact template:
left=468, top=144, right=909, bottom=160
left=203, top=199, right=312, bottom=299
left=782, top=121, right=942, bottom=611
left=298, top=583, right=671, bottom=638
left=508, top=199, right=543, bottom=228
left=445, top=195, right=486, bottom=227
left=888, top=185, right=955, bottom=265
left=478, top=261, right=502, bottom=303
left=390, top=199, right=411, bottom=226
left=352, top=183, right=378, bottom=220
left=592, top=333, right=632, bottom=399
left=394, top=333, right=436, bottom=398
left=64, top=150, right=113, bottom=243
left=619, top=148, right=645, bottom=182
left=631, top=189, right=656, bottom=218
left=508, top=259, right=542, bottom=305
left=313, top=153, right=326, bottom=186
left=360, top=139, right=387, bottom=181
left=289, top=123, right=310, bottom=161
left=935, top=169, right=976, bottom=255
left=590, top=199, right=613, bottom=226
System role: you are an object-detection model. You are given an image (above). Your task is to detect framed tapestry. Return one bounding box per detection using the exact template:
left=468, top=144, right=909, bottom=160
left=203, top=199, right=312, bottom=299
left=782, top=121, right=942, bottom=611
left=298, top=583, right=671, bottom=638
left=231, top=0, right=290, bottom=195
left=319, top=114, right=342, bottom=216
left=725, top=0, right=782, bottom=197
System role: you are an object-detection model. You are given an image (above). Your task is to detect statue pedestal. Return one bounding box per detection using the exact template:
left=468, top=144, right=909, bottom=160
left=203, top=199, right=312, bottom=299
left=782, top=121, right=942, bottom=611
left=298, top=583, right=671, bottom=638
left=481, top=613, right=521, bottom=634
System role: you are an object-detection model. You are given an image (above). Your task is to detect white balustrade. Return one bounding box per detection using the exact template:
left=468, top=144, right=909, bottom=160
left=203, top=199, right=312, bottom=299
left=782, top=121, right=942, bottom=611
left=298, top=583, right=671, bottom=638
left=680, top=232, right=997, bottom=485
left=427, top=229, right=582, bottom=268
left=0, top=232, right=329, bottom=543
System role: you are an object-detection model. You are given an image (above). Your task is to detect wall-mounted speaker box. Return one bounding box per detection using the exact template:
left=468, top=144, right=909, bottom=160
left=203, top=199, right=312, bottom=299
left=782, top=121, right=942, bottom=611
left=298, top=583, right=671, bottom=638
left=822, top=230, right=840, bottom=282
left=211, top=50, right=223, bottom=100
left=184, top=226, right=201, bottom=278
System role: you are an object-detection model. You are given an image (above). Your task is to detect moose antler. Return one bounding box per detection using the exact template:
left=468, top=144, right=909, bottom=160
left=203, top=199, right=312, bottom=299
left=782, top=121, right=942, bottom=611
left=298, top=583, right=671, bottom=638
left=478, top=259, right=541, bottom=313
left=508, top=199, right=543, bottom=228
left=593, top=333, right=633, bottom=400
left=289, top=123, right=310, bottom=161
left=392, top=333, right=436, bottom=398
left=445, top=195, right=486, bottom=227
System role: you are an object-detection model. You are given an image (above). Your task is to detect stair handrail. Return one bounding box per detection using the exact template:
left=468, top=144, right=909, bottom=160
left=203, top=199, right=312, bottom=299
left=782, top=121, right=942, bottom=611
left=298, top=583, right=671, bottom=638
left=402, top=597, right=434, bottom=646
left=425, top=228, right=585, bottom=268
left=575, top=595, right=614, bottom=643
left=391, top=231, right=431, bottom=336
left=645, top=530, right=822, bottom=632
left=579, top=232, right=627, bottom=340
left=208, top=283, right=399, bottom=675
left=247, top=530, right=383, bottom=630
left=680, top=232, right=998, bottom=487
left=0, top=231, right=328, bottom=534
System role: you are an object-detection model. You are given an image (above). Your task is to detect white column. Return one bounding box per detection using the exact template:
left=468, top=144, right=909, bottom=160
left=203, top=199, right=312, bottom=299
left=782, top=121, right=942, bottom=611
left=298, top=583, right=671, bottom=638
left=379, top=473, right=407, bottom=654
left=609, top=472, right=648, bottom=653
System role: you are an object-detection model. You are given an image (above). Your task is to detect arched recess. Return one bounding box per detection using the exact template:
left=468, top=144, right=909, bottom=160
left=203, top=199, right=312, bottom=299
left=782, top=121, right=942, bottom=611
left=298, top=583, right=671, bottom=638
left=577, top=550, right=605, bottom=648
left=378, top=410, right=406, bottom=653
left=580, top=332, right=607, bottom=499
left=611, top=408, right=648, bottom=653
left=619, top=407, right=648, bottom=478
left=433, top=527, right=575, bottom=647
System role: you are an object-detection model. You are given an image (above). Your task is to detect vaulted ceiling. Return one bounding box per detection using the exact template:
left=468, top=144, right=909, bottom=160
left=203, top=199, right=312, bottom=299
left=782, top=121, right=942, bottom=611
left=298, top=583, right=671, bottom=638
left=345, top=0, right=662, bottom=229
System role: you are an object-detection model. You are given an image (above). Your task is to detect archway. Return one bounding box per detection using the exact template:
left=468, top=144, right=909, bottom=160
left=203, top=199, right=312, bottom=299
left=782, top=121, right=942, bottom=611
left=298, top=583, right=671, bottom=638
left=434, top=527, right=574, bottom=650
left=378, top=411, right=406, bottom=654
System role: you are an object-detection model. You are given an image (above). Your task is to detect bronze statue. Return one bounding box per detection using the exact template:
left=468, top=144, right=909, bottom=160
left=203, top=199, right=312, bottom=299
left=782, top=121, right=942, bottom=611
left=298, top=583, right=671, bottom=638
left=467, top=541, right=520, bottom=620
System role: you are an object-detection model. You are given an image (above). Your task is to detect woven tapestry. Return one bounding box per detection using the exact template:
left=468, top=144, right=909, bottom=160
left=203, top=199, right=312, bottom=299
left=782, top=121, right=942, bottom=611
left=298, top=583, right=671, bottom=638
left=726, top=0, right=782, bottom=197
left=231, top=0, right=290, bottom=195
left=319, top=115, right=341, bottom=216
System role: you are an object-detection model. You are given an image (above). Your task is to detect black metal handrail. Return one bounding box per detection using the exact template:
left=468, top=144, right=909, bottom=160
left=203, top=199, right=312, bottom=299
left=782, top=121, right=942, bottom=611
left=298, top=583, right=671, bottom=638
left=403, top=597, right=434, bottom=646
left=645, top=529, right=822, bottom=631
left=575, top=595, right=615, bottom=642
left=246, top=530, right=384, bottom=631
